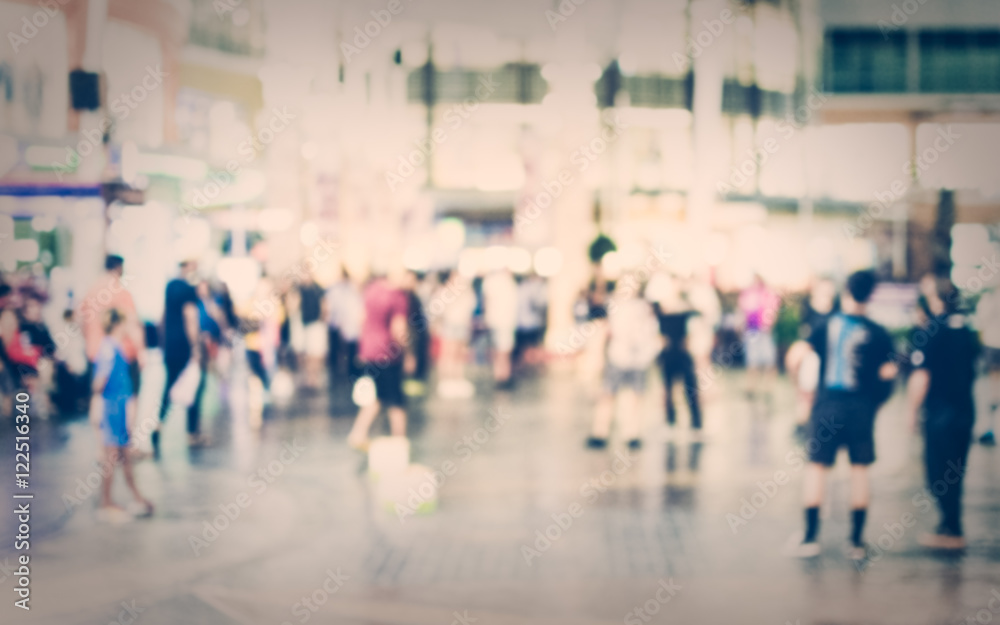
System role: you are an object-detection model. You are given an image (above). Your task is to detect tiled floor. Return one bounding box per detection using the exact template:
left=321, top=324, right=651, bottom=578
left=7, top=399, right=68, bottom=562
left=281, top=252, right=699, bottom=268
left=1, top=360, right=998, bottom=624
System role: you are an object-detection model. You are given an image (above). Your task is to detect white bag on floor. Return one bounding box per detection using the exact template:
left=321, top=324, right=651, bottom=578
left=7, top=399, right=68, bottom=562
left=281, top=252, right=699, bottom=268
left=368, top=436, right=410, bottom=481
left=169, top=361, right=201, bottom=409
left=376, top=464, right=439, bottom=516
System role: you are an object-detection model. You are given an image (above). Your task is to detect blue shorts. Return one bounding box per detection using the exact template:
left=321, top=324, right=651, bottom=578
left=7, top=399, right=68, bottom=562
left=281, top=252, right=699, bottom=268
left=102, top=397, right=130, bottom=447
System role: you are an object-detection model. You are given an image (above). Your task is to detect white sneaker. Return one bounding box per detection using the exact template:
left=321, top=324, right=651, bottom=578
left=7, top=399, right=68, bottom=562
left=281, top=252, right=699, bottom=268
left=783, top=533, right=820, bottom=558
left=846, top=544, right=868, bottom=561
left=791, top=541, right=821, bottom=558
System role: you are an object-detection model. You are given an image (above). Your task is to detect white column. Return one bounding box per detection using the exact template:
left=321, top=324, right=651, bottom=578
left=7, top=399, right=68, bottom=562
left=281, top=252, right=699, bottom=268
left=75, top=0, right=110, bottom=272
left=688, top=0, right=729, bottom=245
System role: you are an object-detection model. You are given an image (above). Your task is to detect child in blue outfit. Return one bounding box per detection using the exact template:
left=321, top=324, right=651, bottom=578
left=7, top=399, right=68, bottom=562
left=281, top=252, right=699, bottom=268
left=93, top=309, right=153, bottom=521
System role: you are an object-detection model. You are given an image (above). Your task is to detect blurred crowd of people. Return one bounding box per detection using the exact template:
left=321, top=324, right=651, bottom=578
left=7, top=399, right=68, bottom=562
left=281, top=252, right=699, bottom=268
left=0, top=248, right=998, bottom=538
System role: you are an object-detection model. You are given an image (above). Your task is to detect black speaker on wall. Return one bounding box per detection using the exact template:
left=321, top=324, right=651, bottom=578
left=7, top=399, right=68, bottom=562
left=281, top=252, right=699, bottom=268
left=69, top=69, right=100, bottom=111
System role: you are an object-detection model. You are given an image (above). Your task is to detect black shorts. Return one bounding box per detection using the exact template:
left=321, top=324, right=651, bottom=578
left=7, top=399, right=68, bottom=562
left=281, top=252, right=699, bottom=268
left=516, top=327, right=544, bottom=348
left=129, top=360, right=141, bottom=394
left=364, top=359, right=405, bottom=408
left=807, top=393, right=877, bottom=466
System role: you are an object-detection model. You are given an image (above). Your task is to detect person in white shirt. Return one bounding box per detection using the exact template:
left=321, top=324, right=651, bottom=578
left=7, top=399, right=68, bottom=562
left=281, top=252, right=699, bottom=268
left=433, top=270, right=477, bottom=398
left=586, top=284, right=663, bottom=450
left=326, top=270, right=364, bottom=384
left=975, top=286, right=1000, bottom=445
left=482, top=268, right=518, bottom=388
left=515, top=273, right=548, bottom=366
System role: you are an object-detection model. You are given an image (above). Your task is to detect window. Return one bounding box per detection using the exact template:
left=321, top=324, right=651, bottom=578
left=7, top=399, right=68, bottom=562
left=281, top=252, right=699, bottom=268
left=620, top=75, right=688, bottom=109
left=825, top=29, right=907, bottom=93
left=188, top=0, right=266, bottom=57
left=920, top=30, right=1000, bottom=93
left=407, top=64, right=546, bottom=104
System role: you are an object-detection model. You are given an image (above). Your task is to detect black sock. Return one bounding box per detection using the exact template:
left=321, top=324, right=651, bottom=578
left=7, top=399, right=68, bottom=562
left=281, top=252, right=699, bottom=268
left=804, top=507, right=820, bottom=543
left=851, top=508, right=867, bottom=547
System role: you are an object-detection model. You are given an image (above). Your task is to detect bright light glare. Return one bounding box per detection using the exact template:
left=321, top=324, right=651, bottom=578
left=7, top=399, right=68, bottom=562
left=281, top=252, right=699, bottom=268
left=403, top=245, right=431, bottom=272
left=301, top=142, right=319, bottom=160
left=951, top=224, right=990, bottom=265
left=533, top=247, right=563, bottom=277
left=137, top=153, right=207, bottom=180
left=300, top=221, right=319, bottom=246
left=216, top=256, right=261, bottom=302
left=31, top=215, right=57, bottom=232
left=507, top=248, right=532, bottom=274
left=13, top=239, right=40, bottom=262
left=25, top=145, right=73, bottom=168
left=458, top=248, right=483, bottom=277
left=258, top=208, right=294, bottom=232
left=705, top=232, right=729, bottom=266
left=436, top=218, right=466, bottom=252
left=484, top=246, right=508, bottom=272
left=173, top=218, right=211, bottom=262
left=601, top=251, right=622, bottom=278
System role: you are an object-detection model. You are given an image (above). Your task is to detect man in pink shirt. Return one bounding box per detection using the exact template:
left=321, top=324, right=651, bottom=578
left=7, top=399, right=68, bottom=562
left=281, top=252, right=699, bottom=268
left=346, top=271, right=410, bottom=450
left=80, top=256, right=145, bottom=390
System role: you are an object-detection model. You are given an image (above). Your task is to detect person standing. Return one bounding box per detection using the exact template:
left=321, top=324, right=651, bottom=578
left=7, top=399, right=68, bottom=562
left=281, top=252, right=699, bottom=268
left=326, top=269, right=364, bottom=385
left=435, top=270, right=477, bottom=398
left=80, top=256, right=145, bottom=425
left=649, top=277, right=702, bottom=433
left=586, top=283, right=662, bottom=449
left=788, top=277, right=840, bottom=437
left=482, top=268, right=518, bottom=389
left=738, top=274, right=781, bottom=399
left=790, top=270, right=897, bottom=559
left=514, top=272, right=547, bottom=367
left=195, top=280, right=224, bottom=374
left=93, top=309, right=153, bottom=522
left=19, top=296, right=56, bottom=416
left=685, top=271, right=721, bottom=394
left=346, top=270, right=409, bottom=450
left=54, top=309, right=90, bottom=414
left=401, top=270, right=430, bottom=395
left=906, top=278, right=980, bottom=549
left=297, top=275, right=328, bottom=390
left=20, top=296, right=56, bottom=357
left=155, top=260, right=205, bottom=456
left=974, top=286, right=1000, bottom=445
left=0, top=307, right=40, bottom=391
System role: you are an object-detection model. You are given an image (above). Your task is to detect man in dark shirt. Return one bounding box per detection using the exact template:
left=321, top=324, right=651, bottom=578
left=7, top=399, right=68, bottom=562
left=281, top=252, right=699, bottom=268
left=653, top=298, right=701, bottom=431
left=155, top=260, right=204, bottom=455
left=791, top=270, right=897, bottom=559
left=906, top=277, right=980, bottom=550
